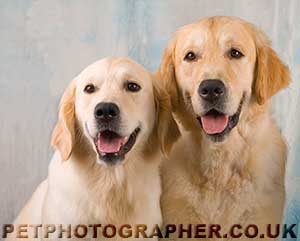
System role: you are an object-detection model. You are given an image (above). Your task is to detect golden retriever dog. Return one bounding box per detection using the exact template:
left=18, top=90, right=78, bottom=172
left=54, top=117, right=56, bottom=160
left=156, top=16, right=290, bottom=240
left=6, top=57, right=179, bottom=241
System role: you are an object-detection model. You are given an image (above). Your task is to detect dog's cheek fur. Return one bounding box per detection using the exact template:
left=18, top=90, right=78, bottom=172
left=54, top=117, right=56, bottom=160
left=157, top=39, right=199, bottom=132
left=51, top=80, right=76, bottom=161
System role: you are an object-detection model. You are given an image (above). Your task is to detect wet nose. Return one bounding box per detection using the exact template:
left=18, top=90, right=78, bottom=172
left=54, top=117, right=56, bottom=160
left=198, top=79, right=226, bottom=102
left=94, top=102, right=120, bottom=121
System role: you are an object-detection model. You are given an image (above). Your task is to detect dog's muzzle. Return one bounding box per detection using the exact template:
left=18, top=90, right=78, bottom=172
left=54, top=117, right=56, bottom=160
left=90, top=102, right=140, bottom=165
left=197, top=80, right=245, bottom=142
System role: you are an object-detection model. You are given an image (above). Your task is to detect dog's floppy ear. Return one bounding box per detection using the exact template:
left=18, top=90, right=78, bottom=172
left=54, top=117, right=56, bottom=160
left=253, top=30, right=290, bottom=105
left=51, top=80, right=76, bottom=161
left=153, top=77, right=180, bottom=157
left=156, top=38, right=179, bottom=111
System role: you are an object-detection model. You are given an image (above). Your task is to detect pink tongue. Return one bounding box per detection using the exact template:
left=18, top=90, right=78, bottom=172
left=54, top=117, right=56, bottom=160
left=96, top=135, right=125, bottom=153
left=201, top=114, right=229, bottom=134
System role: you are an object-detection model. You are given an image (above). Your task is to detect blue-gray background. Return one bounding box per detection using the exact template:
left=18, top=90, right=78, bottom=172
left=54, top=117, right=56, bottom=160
left=0, top=0, right=299, bottom=240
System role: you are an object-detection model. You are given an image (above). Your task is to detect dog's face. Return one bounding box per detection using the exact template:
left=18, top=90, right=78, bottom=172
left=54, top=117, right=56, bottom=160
left=76, top=58, right=156, bottom=165
left=52, top=57, right=179, bottom=165
left=175, top=18, right=256, bottom=141
left=158, top=17, right=290, bottom=142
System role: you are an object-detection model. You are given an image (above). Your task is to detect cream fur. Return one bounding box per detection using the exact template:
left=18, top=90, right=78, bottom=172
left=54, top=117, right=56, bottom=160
left=7, top=57, right=179, bottom=241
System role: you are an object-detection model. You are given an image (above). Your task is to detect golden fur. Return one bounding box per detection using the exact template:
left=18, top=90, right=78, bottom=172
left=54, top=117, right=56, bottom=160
left=7, top=57, right=179, bottom=241
left=156, top=16, right=290, bottom=240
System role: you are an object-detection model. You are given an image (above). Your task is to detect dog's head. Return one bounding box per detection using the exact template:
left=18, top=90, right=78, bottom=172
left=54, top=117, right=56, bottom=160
left=157, top=16, right=290, bottom=142
left=51, top=57, right=179, bottom=165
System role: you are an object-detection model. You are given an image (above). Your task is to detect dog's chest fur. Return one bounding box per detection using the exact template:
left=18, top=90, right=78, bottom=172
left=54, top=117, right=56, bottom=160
left=186, top=159, right=257, bottom=226
left=43, top=152, right=162, bottom=228
left=161, top=123, right=285, bottom=234
left=171, top=141, right=256, bottom=225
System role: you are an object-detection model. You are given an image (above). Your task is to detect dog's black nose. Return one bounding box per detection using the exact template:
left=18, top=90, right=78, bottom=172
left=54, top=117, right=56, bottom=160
left=198, top=79, right=226, bottom=102
left=94, top=102, right=120, bottom=121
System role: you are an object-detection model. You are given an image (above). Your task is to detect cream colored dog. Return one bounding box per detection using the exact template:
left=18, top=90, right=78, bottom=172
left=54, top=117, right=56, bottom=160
left=6, top=57, right=179, bottom=241
left=157, top=16, right=289, bottom=240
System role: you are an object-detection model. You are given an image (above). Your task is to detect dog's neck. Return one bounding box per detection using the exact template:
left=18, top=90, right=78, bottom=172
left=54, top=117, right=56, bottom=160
left=175, top=102, right=270, bottom=186
left=67, top=141, right=161, bottom=223
left=200, top=129, right=250, bottom=182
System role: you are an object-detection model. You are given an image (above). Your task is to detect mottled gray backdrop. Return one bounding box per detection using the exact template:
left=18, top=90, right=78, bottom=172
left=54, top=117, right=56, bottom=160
left=0, top=0, right=299, bottom=239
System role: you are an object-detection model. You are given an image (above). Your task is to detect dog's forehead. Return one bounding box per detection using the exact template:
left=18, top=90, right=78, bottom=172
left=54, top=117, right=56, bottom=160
left=176, top=26, right=208, bottom=51
left=176, top=17, right=255, bottom=51
left=77, top=58, right=111, bottom=84
left=216, top=21, right=255, bottom=48
left=77, top=57, right=152, bottom=86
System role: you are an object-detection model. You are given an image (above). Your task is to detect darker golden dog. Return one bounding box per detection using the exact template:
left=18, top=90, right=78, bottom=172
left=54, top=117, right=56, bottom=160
left=157, top=16, right=290, bottom=241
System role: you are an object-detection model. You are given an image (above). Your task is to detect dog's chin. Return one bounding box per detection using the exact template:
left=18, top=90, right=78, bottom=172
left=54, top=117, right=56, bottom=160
left=93, top=127, right=141, bottom=166
left=196, top=97, right=244, bottom=142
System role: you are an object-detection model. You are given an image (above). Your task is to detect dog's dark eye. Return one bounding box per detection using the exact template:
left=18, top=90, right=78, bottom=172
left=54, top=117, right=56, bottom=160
left=126, top=82, right=141, bottom=92
left=229, top=48, right=244, bottom=59
left=184, top=51, right=197, bottom=61
left=84, top=84, right=96, bottom=94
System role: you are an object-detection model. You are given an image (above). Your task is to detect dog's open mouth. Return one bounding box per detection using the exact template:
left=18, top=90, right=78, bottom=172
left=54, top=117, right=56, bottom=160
left=199, top=110, right=230, bottom=134
left=197, top=96, right=244, bottom=142
left=94, top=127, right=140, bottom=164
